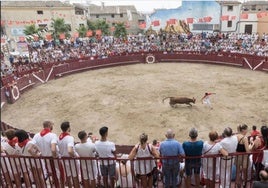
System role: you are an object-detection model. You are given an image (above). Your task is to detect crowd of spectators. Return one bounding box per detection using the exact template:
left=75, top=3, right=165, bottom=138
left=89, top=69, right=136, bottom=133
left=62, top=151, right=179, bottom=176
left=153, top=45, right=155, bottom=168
left=1, top=121, right=268, bottom=188
left=1, top=32, right=268, bottom=81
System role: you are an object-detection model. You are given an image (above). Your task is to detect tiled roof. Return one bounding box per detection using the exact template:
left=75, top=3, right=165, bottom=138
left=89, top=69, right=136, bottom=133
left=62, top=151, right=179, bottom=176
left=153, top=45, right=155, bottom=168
left=1, top=1, right=73, bottom=8
left=89, top=5, right=137, bottom=14
left=243, top=1, right=268, bottom=5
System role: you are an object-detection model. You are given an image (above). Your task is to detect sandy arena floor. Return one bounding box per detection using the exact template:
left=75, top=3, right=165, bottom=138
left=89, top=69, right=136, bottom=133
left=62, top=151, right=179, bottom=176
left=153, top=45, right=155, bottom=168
left=1, top=63, right=268, bottom=145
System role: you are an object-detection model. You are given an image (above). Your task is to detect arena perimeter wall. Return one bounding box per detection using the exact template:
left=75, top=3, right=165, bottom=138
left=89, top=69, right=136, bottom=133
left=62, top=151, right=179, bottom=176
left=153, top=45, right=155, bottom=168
left=1, top=51, right=267, bottom=106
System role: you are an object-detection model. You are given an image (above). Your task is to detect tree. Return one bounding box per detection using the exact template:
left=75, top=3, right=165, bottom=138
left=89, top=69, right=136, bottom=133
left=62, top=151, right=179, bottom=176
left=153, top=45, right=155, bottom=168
left=23, top=24, right=41, bottom=41
left=50, top=18, right=70, bottom=40
left=95, top=20, right=110, bottom=36
left=114, top=22, right=127, bottom=39
left=76, top=25, right=87, bottom=38
left=87, top=20, right=96, bottom=31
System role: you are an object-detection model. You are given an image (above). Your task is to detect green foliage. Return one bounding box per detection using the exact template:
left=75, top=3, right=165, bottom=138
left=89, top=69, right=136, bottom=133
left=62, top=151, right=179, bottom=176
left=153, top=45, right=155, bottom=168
left=94, top=20, right=110, bottom=36
left=50, top=18, right=70, bottom=39
left=76, top=25, right=87, bottom=38
left=114, top=22, right=127, bottom=38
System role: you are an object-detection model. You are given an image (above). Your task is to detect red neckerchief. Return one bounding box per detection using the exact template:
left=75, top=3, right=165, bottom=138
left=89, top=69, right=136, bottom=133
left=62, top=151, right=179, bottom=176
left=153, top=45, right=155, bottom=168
left=8, top=137, right=18, bottom=147
left=18, top=139, right=30, bottom=148
left=40, top=128, right=51, bottom=137
left=59, top=132, right=70, bottom=140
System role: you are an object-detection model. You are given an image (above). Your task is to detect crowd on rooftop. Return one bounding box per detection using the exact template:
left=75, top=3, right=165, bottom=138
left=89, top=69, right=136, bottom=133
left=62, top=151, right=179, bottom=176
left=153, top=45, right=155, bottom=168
left=1, top=32, right=268, bottom=81
left=1, top=121, right=268, bottom=188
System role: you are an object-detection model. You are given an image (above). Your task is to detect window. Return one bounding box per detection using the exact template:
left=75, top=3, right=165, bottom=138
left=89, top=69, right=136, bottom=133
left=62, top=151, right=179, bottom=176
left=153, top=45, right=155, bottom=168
left=251, top=5, right=256, bottom=11
left=227, top=6, right=233, bottom=11
left=227, top=21, right=232, bottom=28
left=111, top=14, right=114, bottom=18
left=37, top=10, right=43, bottom=15
left=120, top=13, right=123, bottom=18
left=79, top=23, right=84, bottom=27
left=96, top=15, right=99, bottom=18
left=75, top=10, right=84, bottom=15
left=38, top=24, right=47, bottom=30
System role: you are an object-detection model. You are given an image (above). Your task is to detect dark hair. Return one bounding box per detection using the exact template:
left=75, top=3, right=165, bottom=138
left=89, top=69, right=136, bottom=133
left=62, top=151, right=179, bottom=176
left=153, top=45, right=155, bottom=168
left=209, top=131, right=219, bottom=141
left=139, top=133, right=148, bottom=144
left=78, top=131, right=87, bottom=140
left=237, top=124, right=248, bottom=132
left=152, top=139, right=157, bottom=145
left=99, top=126, right=108, bottom=137
left=223, top=127, right=233, bottom=137
left=61, top=121, right=70, bottom=132
left=261, top=125, right=268, bottom=147
left=15, top=129, right=29, bottom=143
left=252, top=125, right=257, bottom=131
left=4, top=129, right=16, bottom=140
left=189, top=128, right=198, bottom=139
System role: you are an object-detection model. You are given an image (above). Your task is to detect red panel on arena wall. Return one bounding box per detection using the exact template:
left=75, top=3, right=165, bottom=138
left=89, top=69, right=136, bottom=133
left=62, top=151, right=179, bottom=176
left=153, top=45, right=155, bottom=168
left=186, top=18, right=193, bottom=24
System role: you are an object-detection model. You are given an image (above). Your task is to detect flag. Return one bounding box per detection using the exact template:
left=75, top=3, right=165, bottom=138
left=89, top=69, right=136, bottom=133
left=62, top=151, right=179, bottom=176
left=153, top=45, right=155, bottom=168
left=240, top=13, right=248, bottom=19
left=186, top=18, right=193, bottom=24
left=221, top=15, right=229, bottom=21
left=169, top=18, right=176, bottom=24
left=96, top=30, right=102, bottom=36
left=231, top=16, right=236, bottom=20
left=203, top=16, right=212, bottom=22
left=152, top=20, right=160, bottom=26
left=257, top=12, right=267, bottom=18
left=46, top=34, right=52, bottom=40
left=73, top=32, right=79, bottom=38
left=86, top=30, right=93, bottom=37
left=139, top=22, right=146, bottom=29
left=198, top=18, right=204, bottom=23
left=127, top=9, right=132, bottom=21
left=59, top=33, right=65, bottom=39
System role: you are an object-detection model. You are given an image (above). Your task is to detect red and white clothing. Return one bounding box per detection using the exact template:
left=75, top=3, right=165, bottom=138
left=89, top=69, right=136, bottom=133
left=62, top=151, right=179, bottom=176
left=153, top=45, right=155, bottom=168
left=32, top=129, right=58, bottom=156
left=1, top=141, right=20, bottom=174
left=58, top=133, right=78, bottom=177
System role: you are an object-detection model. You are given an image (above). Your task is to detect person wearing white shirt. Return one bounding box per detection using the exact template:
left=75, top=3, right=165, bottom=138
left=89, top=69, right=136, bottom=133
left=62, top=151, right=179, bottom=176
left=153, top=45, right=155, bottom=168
left=219, top=127, right=238, bottom=188
left=32, top=121, right=60, bottom=185
left=75, top=130, right=98, bottom=188
left=58, top=121, right=79, bottom=188
left=95, top=126, right=117, bottom=188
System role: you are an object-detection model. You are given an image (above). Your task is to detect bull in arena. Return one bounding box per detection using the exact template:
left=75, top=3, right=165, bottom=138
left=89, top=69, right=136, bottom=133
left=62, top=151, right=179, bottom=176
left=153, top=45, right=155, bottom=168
left=162, top=97, right=196, bottom=107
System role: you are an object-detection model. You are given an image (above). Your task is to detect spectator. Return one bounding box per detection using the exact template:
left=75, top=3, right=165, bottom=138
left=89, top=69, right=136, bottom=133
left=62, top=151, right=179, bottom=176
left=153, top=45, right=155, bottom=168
left=87, top=132, right=97, bottom=143
left=116, top=154, right=134, bottom=187
left=95, top=126, right=117, bottom=188
left=75, top=130, right=98, bottom=188
left=202, top=131, right=228, bottom=188
left=252, top=125, right=268, bottom=180
left=15, top=129, right=45, bottom=188
left=1, top=129, right=21, bottom=187
left=235, top=124, right=254, bottom=187
left=32, top=121, right=60, bottom=185
left=251, top=125, right=261, bottom=137
left=182, top=128, right=203, bottom=188
left=219, top=127, right=238, bottom=188
left=252, top=167, right=268, bottom=188
left=159, top=129, right=185, bottom=188
left=129, top=133, right=159, bottom=188
left=58, top=121, right=80, bottom=188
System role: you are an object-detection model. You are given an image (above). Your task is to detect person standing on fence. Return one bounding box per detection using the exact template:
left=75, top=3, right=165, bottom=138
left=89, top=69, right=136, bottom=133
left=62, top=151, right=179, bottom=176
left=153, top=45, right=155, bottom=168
left=58, top=121, right=80, bottom=188
left=182, top=128, right=204, bottom=188
left=201, top=92, right=216, bottom=109
left=159, top=129, right=185, bottom=188
left=219, top=127, right=238, bottom=188
left=75, top=130, right=98, bottom=188
left=95, top=126, right=117, bottom=188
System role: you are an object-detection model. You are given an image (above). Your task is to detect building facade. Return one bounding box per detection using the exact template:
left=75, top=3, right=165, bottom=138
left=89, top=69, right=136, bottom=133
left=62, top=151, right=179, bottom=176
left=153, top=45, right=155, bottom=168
left=217, top=0, right=268, bottom=34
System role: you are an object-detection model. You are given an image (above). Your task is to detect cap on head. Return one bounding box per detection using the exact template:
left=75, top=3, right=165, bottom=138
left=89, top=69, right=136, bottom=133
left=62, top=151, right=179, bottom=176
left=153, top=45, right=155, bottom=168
left=189, top=128, right=198, bottom=138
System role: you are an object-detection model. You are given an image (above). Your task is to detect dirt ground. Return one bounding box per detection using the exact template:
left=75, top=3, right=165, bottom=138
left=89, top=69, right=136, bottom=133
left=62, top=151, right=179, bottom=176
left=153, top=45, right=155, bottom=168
left=1, top=63, right=268, bottom=145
